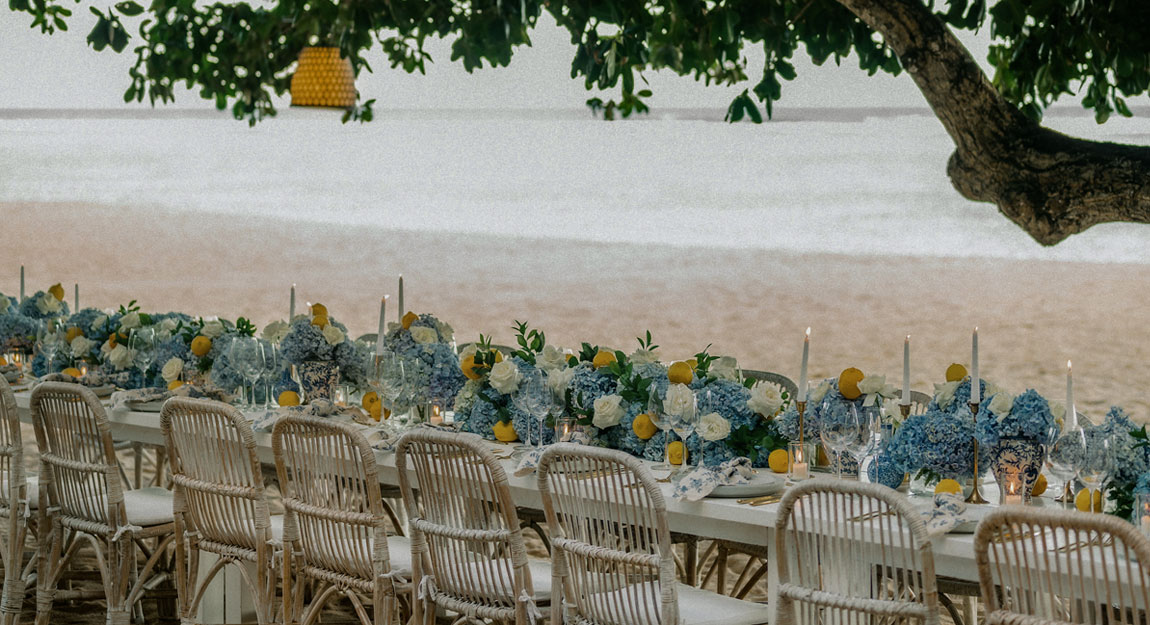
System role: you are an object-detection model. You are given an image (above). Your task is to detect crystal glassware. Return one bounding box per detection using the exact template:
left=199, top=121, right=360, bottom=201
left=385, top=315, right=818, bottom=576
left=228, top=336, right=263, bottom=408
left=820, top=398, right=864, bottom=480
left=129, top=327, right=157, bottom=386
left=647, top=388, right=675, bottom=472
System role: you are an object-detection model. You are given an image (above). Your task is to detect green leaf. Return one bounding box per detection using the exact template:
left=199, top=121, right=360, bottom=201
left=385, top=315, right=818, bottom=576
left=114, top=1, right=143, bottom=16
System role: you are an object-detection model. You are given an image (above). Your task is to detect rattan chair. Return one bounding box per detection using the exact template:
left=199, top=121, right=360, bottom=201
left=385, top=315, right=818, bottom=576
left=272, top=415, right=411, bottom=625
left=775, top=479, right=940, bottom=625
left=538, top=443, right=770, bottom=625
left=161, top=397, right=281, bottom=624
left=974, top=506, right=1150, bottom=625
left=30, top=381, right=176, bottom=625
left=0, top=377, right=33, bottom=625
left=396, top=429, right=550, bottom=625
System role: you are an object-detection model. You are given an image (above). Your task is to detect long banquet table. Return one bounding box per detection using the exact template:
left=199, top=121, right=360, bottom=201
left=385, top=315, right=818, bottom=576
left=6, top=390, right=1047, bottom=624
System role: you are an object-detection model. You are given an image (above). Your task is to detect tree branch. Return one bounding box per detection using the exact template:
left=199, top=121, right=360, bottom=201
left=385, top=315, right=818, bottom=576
left=834, top=0, right=1150, bottom=245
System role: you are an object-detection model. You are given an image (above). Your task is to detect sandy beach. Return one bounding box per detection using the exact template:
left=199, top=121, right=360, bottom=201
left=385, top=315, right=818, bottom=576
left=4, top=201, right=1147, bottom=420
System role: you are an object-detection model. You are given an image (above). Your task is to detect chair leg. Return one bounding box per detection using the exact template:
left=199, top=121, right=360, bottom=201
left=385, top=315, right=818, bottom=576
left=33, top=521, right=62, bottom=625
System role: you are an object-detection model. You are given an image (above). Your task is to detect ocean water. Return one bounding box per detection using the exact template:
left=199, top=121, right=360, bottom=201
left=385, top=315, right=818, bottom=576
left=2, top=107, right=1149, bottom=264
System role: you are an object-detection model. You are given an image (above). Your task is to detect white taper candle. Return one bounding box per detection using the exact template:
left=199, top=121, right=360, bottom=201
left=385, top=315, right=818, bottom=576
left=19, top=266, right=24, bottom=302
left=74, top=284, right=79, bottom=312
left=290, top=284, right=296, bottom=320
left=1067, top=360, right=1077, bottom=429
left=398, top=275, right=404, bottom=318
left=902, top=335, right=911, bottom=404
left=376, top=296, right=388, bottom=355
left=970, top=327, right=980, bottom=404
left=798, top=327, right=810, bottom=402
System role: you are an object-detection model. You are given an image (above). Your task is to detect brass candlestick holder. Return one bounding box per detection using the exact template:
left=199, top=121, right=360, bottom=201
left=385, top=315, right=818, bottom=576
left=899, top=403, right=911, bottom=420
left=966, top=401, right=989, bottom=504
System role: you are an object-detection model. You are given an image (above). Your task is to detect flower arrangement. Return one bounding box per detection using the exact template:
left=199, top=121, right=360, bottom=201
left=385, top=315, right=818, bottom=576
left=0, top=309, right=37, bottom=353
left=18, top=284, right=69, bottom=321
left=381, top=311, right=465, bottom=406
left=1085, top=407, right=1150, bottom=519
left=454, top=324, right=547, bottom=442
left=975, top=388, right=1059, bottom=449
left=886, top=406, right=988, bottom=483
left=778, top=367, right=897, bottom=442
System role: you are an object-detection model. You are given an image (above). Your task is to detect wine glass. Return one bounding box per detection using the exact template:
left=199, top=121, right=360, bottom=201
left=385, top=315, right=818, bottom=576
left=1077, top=429, right=1113, bottom=497
left=844, top=404, right=879, bottom=481
left=382, top=355, right=413, bottom=426
left=228, top=336, right=263, bottom=408
left=1046, top=424, right=1083, bottom=502
left=259, top=340, right=280, bottom=408
left=37, top=320, right=64, bottom=375
left=514, top=370, right=549, bottom=448
left=647, top=388, right=676, bottom=472
left=820, top=399, right=864, bottom=480
left=129, top=327, right=157, bottom=386
left=670, top=391, right=699, bottom=475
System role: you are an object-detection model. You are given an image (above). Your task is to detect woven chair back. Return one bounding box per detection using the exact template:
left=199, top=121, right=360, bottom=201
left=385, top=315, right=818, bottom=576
left=29, top=381, right=125, bottom=528
left=272, top=415, right=388, bottom=582
left=396, top=429, right=531, bottom=613
left=0, top=377, right=24, bottom=515
left=775, top=479, right=940, bottom=625
left=975, top=506, right=1150, bottom=625
left=161, top=397, right=271, bottom=551
left=537, top=443, right=675, bottom=625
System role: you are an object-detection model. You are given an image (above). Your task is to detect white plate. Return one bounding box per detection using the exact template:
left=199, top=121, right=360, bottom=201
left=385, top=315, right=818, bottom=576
left=709, top=472, right=785, bottom=498
left=87, top=384, right=115, bottom=398
left=127, top=400, right=164, bottom=413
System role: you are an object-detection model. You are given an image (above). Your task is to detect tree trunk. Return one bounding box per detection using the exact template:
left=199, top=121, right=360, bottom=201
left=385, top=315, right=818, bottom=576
left=833, top=0, right=1150, bottom=245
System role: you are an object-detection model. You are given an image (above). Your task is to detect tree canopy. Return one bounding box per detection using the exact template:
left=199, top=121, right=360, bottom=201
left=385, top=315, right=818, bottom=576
left=11, top=0, right=1150, bottom=243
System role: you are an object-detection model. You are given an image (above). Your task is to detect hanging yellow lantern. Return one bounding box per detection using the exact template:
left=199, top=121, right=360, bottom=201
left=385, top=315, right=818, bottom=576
left=290, top=46, right=357, bottom=108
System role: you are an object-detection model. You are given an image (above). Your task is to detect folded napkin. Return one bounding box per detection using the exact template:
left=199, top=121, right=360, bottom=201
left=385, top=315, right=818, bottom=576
left=249, top=399, right=372, bottom=433
left=513, top=432, right=592, bottom=477
left=923, top=493, right=967, bottom=537
left=672, top=457, right=754, bottom=502
left=42, top=369, right=125, bottom=388
left=110, top=384, right=233, bottom=414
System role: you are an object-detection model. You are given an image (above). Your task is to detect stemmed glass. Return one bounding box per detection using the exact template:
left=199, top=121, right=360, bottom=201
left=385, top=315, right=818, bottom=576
left=820, top=399, right=865, bottom=480
left=670, top=391, right=700, bottom=475
left=844, top=405, right=879, bottom=481
left=1077, top=429, right=1113, bottom=501
left=36, top=320, right=64, bottom=376
left=513, top=370, right=550, bottom=448
left=381, top=355, right=413, bottom=426
left=129, top=327, right=156, bottom=386
left=228, top=336, right=263, bottom=408
left=259, top=341, right=280, bottom=408
left=647, top=388, right=675, bottom=473
left=1046, top=423, right=1083, bottom=503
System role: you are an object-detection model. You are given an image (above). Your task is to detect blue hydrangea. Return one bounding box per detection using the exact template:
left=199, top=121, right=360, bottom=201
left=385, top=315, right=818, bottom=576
left=867, top=451, right=905, bottom=489
left=927, top=378, right=988, bottom=414
left=642, top=431, right=670, bottom=462
left=697, top=378, right=756, bottom=431
left=602, top=402, right=648, bottom=457
left=210, top=336, right=246, bottom=392
left=455, top=386, right=501, bottom=439
left=568, top=364, right=616, bottom=409
left=1084, top=407, right=1150, bottom=489
left=402, top=341, right=466, bottom=406
left=976, top=389, right=1058, bottom=449
left=1135, top=472, right=1150, bottom=496
left=701, top=440, right=737, bottom=467
left=66, top=308, right=104, bottom=335
left=17, top=291, right=69, bottom=321
left=887, top=406, right=988, bottom=479
left=281, top=318, right=339, bottom=364
left=0, top=312, right=38, bottom=351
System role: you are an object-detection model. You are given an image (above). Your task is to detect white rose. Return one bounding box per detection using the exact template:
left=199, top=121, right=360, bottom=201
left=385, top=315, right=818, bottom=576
left=933, top=380, right=961, bottom=410
left=664, top=383, right=696, bottom=417
left=809, top=379, right=832, bottom=404
left=261, top=320, right=290, bottom=343
left=629, top=348, right=658, bottom=365
left=592, top=394, right=626, bottom=429
left=70, top=336, right=97, bottom=358
left=538, top=345, right=569, bottom=371
left=984, top=382, right=1005, bottom=399
left=160, top=318, right=180, bottom=333
left=410, top=326, right=438, bottom=345
left=988, top=391, right=1014, bottom=420
left=119, top=312, right=141, bottom=332
left=201, top=319, right=225, bottom=338
left=459, top=343, right=478, bottom=361
left=710, top=356, right=740, bottom=381
left=698, top=412, right=732, bottom=441
left=107, top=344, right=133, bottom=370
left=35, top=293, right=61, bottom=315
left=100, top=339, right=114, bottom=355
left=488, top=360, right=521, bottom=395
left=546, top=367, right=575, bottom=398
left=858, top=374, right=893, bottom=397
left=91, top=314, right=108, bottom=331
left=747, top=381, right=784, bottom=417
left=322, top=324, right=345, bottom=346
left=161, top=357, right=184, bottom=383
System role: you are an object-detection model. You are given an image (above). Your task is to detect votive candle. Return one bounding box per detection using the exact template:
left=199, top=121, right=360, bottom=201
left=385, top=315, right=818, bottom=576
left=430, top=404, right=444, bottom=425
left=902, top=334, right=911, bottom=404
left=970, top=327, right=980, bottom=404
left=375, top=296, right=388, bottom=355
left=798, top=328, right=810, bottom=402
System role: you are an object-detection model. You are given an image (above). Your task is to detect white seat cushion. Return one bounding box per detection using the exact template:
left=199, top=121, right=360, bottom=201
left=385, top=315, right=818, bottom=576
left=123, top=487, right=174, bottom=527
left=0, top=475, right=38, bottom=509
left=451, top=557, right=553, bottom=602
left=294, top=530, right=413, bottom=577
left=586, top=582, right=769, bottom=625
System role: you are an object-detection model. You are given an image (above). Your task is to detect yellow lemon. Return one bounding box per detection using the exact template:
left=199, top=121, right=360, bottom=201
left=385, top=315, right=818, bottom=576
left=667, top=440, right=685, bottom=465
left=65, top=327, right=84, bottom=343
left=838, top=367, right=865, bottom=400
left=1031, top=474, right=1047, bottom=497
left=460, top=354, right=483, bottom=380
left=310, top=314, right=329, bottom=329
left=278, top=391, right=301, bottom=407
left=190, top=336, right=213, bottom=357
left=945, top=363, right=968, bottom=383
left=632, top=412, right=657, bottom=440
left=108, top=333, right=117, bottom=348
left=48, top=283, right=65, bottom=301
left=667, top=361, right=693, bottom=385
left=310, top=302, right=328, bottom=318
left=167, top=380, right=184, bottom=391
left=380, top=407, right=392, bottom=421
left=362, top=391, right=380, bottom=412
left=768, top=449, right=790, bottom=474
left=0, top=357, right=7, bottom=366
left=592, top=350, right=617, bottom=369
left=401, top=311, right=419, bottom=330
left=61, top=367, right=82, bottom=378
left=686, top=358, right=698, bottom=371
left=935, top=479, right=963, bottom=495
left=1075, top=488, right=1103, bottom=513
left=493, top=420, right=519, bottom=443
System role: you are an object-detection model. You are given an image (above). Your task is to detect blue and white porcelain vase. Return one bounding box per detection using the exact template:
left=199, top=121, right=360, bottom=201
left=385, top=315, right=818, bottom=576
left=991, top=436, right=1044, bottom=504
left=298, top=360, right=339, bottom=403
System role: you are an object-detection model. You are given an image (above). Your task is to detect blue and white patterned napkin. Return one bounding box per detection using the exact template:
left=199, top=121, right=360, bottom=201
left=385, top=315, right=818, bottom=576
left=672, top=457, right=754, bottom=502
left=923, top=493, right=967, bottom=536
left=512, top=432, right=592, bottom=476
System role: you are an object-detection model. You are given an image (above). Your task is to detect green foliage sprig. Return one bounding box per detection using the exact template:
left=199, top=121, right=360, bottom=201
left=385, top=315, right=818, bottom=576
left=510, top=320, right=545, bottom=365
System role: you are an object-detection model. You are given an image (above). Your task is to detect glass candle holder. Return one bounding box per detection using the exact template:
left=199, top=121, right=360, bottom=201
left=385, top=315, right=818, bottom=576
left=789, top=441, right=815, bottom=481
left=1137, top=493, right=1150, bottom=538
left=555, top=416, right=575, bottom=443
left=999, top=471, right=1028, bottom=506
